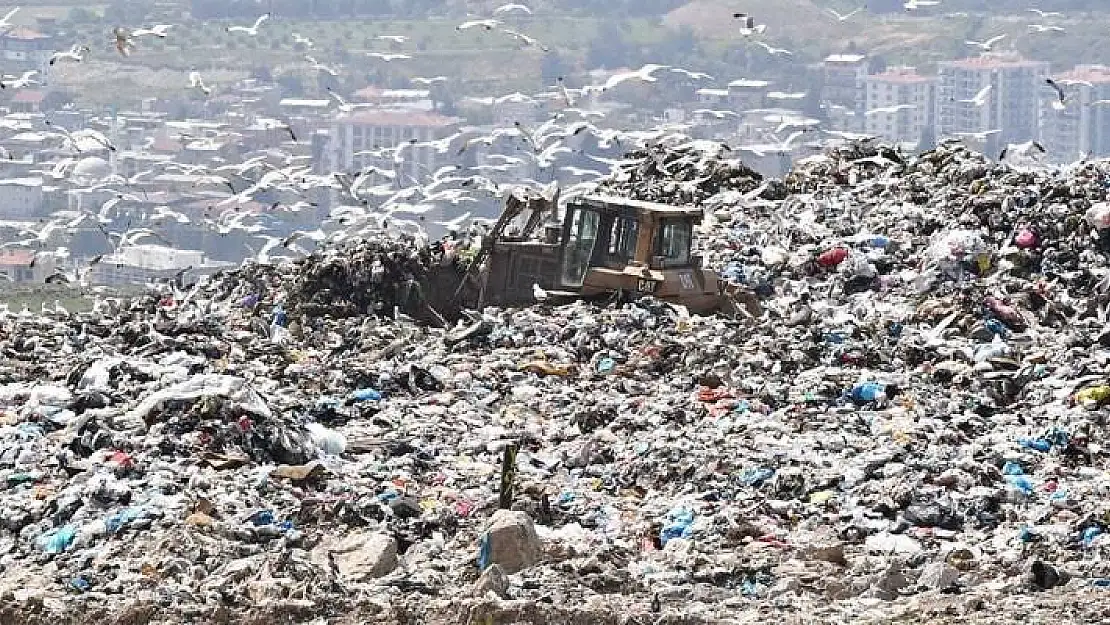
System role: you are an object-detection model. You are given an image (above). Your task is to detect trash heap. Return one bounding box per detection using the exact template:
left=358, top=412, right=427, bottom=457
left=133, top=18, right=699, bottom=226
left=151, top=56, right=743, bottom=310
left=7, top=140, right=1110, bottom=624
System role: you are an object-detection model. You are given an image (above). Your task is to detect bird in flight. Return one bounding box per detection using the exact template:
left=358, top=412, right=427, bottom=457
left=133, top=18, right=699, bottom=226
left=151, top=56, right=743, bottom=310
left=189, top=71, right=212, bottom=96
left=966, top=34, right=1006, bottom=52
left=49, top=44, right=90, bottom=66
left=113, top=27, right=136, bottom=57
left=0, top=7, right=19, bottom=31
left=227, top=13, right=270, bottom=36
left=826, top=7, right=864, bottom=21
left=131, top=24, right=172, bottom=38
left=958, top=85, right=993, bottom=107
left=494, top=3, right=533, bottom=15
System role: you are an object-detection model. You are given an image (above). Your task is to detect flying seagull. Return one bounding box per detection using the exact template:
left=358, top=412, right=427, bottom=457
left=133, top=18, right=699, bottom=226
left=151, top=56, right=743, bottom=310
left=131, top=24, right=172, bottom=38
left=457, top=19, right=501, bottom=31
left=189, top=71, right=211, bottom=96
left=959, top=85, right=993, bottom=107
left=1044, top=78, right=1070, bottom=110
left=0, top=7, right=19, bottom=31
left=966, top=34, right=1006, bottom=52
left=227, top=13, right=270, bottom=36
left=113, top=27, right=136, bottom=56
left=49, top=44, right=90, bottom=65
left=826, top=7, right=864, bottom=21
left=494, top=3, right=533, bottom=15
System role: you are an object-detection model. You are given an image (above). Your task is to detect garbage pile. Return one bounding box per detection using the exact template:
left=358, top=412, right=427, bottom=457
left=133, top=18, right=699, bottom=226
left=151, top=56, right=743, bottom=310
left=7, top=139, right=1110, bottom=624
left=598, top=140, right=766, bottom=205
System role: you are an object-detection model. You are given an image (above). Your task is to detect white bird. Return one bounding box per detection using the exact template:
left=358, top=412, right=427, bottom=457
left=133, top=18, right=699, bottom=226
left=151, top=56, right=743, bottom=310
left=966, top=34, right=1006, bottom=52
left=998, top=140, right=1046, bottom=163
left=1045, top=78, right=1070, bottom=110
left=376, top=35, right=409, bottom=43
left=457, top=19, right=501, bottom=31
left=226, top=13, right=270, bottom=36
left=733, top=12, right=767, bottom=35
left=131, top=24, right=172, bottom=38
left=0, top=7, right=19, bottom=30
left=694, top=109, right=740, bottom=119
left=953, top=128, right=1001, bottom=141
left=865, top=104, right=915, bottom=116
left=669, top=67, right=714, bottom=81
left=412, top=76, right=447, bottom=85
left=600, top=63, right=670, bottom=91
left=959, top=85, right=992, bottom=107
left=755, top=41, right=792, bottom=56
left=366, top=52, right=411, bottom=61
left=532, top=283, right=548, bottom=302
left=189, top=71, right=211, bottom=96
left=494, top=3, right=532, bottom=14
left=49, top=44, right=90, bottom=65
left=292, top=33, right=314, bottom=47
left=305, top=55, right=339, bottom=76
left=0, top=70, right=37, bottom=90
left=1028, top=8, right=1062, bottom=19
left=498, top=28, right=548, bottom=51
left=326, top=89, right=375, bottom=113
left=903, top=0, right=939, bottom=10
left=826, top=7, right=864, bottom=21
left=1028, top=24, right=1065, bottom=33
left=1088, top=99, right=1110, bottom=108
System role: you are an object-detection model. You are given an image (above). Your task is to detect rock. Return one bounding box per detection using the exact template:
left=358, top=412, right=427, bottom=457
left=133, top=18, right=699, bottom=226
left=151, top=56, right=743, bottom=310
left=1027, top=559, right=1069, bottom=590
left=474, top=563, right=510, bottom=598
left=803, top=540, right=847, bottom=566
left=767, top=576, right=800, bottom=598
left=479, top=510, right=541, bottom=574
left=320, top=532, right=398, bottom=581
left=867, top=563, right=910, bottom=601
left=918, top=562, right=960, bottom=590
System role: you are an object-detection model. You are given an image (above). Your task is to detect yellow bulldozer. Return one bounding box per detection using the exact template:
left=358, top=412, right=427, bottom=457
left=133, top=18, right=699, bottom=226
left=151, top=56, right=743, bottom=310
left=444, top=190, right=760, bottom=318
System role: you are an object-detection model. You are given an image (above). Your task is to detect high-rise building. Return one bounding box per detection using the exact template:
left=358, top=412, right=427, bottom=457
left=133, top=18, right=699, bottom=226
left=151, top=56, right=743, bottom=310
left=863, top=67, right=936, bottom=146
left=822, top=54, right=870, bottom=129
left=1040, top=65, right=1110, bottom=162
left=937, top=53, right=1049, bottom=147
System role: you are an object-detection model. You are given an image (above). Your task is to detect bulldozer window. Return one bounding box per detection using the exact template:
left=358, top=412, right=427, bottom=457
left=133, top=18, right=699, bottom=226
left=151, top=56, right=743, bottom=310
left=656, top=220, right=692, bottom=267
left=561, top=207, right=599, bottom=287
left=606, top=216, right=639, bottom=262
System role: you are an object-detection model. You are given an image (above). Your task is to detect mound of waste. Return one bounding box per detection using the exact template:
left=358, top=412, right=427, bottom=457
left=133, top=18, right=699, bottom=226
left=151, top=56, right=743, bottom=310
left=6, top=140, right=1110, bottom=624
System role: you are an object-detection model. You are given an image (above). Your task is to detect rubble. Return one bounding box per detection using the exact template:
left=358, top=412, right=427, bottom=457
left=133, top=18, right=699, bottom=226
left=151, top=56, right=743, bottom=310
left=8, top=138, right=1110, bottom=623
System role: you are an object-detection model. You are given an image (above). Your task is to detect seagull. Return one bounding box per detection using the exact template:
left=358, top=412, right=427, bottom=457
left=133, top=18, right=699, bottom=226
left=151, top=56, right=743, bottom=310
left=376, top=35, right=409, bottom=43
left=326, top=88, right=375, bottom=113
left=693, top=109, right=740, bottom=119
left=826, top=7, right=864, bottom=21
left=670, top=68, right=714, bottom=81
left=412, top=76, right=448, bottom=85
left=959, top=85, right=992, bottom=107
left=1028, top=8, right=1063, bottom=19
left=189, top=71, right=211, bottom=96
left=494, top=3, right=532, bottom=14
left=755, top=41, right=792, bottom=56
left=366, top=52, right=411, bottom=61
left=599, top=63, right=670, bottom=91
left=49, top=44, right=90, bottom=65
left=733, top=13, right=767, bottom=35
left=904, top=0, right=939, bottom=9
left=1045, top=78, right=1070, bottom=110
left=498, top=28, right=548, bottom=51
left=953, top=128, right=1001, bottom=141
left=865, top=104, right=915, bottom=116
left=0, top=70, right=37, bottom=90
left=0, top=7, right=19, bottom=31
left=1028, top=24, right=1065, bottom=33
left=457, top=19, right=501, bottom=31
left=291, top=32, right=314, bottom=47
left=305, top=55, right=339, bottom=76
left=227, top=13, right=270, bottom=36
left=998, top=140, right=1045, bottom=162
left=131, top=24, right=172, bottom=38
left=532, top=283, right=548, bottom=302
left=113, top=27, right=135, bottom=57
left=1088, top=99, right=1110, bottom=108
left=966, top=34, right=1006, bottom=52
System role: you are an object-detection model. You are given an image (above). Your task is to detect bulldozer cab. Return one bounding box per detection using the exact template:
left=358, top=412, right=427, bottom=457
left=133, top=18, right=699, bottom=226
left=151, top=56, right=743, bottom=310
left=472, top=193, right=725, bottom=313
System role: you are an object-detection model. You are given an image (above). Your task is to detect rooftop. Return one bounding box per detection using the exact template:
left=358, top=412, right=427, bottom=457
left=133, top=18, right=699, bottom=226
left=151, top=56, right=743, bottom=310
left=866, top=67, right=934, bottom=85
left=940, top=53, right=1049, bottom=70
left=342, top=110, right=460, bottom=128
left=0, top=249, right=34, bottom=266
left=1055, top=64, right=1110, bottom=85
left=2, top=27, right=50, bottom=41
left=825, top=53, right=867, bottom=64
left=728, top=79, right=772, bottom=89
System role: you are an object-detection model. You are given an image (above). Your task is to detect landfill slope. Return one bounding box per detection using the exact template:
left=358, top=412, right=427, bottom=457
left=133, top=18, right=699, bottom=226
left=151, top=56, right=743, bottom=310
left=7, top=139, right=1110, bottom=624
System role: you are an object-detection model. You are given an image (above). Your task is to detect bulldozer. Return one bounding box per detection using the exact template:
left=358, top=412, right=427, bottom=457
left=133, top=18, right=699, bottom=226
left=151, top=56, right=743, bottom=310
left=443, top=189, right=760, bottom=318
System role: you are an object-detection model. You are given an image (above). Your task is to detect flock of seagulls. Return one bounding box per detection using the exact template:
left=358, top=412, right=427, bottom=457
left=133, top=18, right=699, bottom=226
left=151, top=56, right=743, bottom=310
left=0, top=2, right=1096, bottom=287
